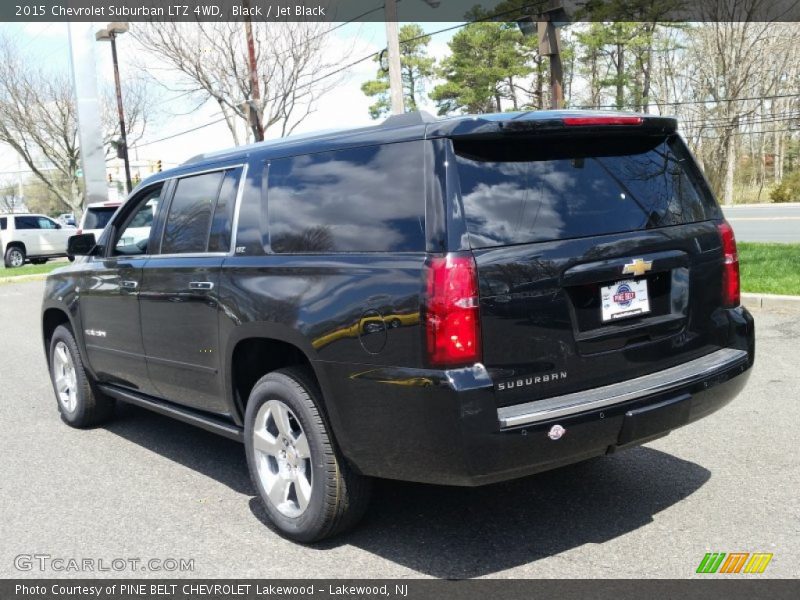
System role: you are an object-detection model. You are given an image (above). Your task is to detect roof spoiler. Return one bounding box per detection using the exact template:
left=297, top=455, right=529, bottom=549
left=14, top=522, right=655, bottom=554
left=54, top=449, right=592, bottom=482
left=428, top=111, right=678, bottom=139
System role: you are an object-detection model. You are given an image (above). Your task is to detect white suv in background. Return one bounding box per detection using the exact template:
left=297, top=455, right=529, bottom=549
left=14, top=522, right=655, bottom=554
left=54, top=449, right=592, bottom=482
left=79, top=200, right=156, bottom=250
left=77, top=201, right=121, bottom=240
left=0, top=214, right=72, bottom=268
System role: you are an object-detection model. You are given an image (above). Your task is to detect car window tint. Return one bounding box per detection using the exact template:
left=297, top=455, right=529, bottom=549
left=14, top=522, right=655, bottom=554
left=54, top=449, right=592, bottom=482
left=37, top=217, right=56, bottom=229
left=455, top=134, right=719, bottom=248
left=114, top=187, right=162, bottom=256
left=83, top=207, right=117, bottom=230
left=14, top=216, right=39, bottom=229
left=208, top=169, right=241, bottom=252
left=0, top=217, right=6, bottom=230
left=161, top=172, right=224, bottom=254
left=267, top=142, right=425, bottom=253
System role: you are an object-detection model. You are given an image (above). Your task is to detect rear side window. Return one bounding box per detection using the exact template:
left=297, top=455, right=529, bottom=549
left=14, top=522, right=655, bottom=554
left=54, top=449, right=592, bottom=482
left=161, top=171, right=225, bottom=254
left=14, top=216, right=40, bottom=229
left=455, top=134, right=720, bottom=248
left=267, top=141, right=425, bottom=253
left=208, top=169, right=241, bottom=252
left=83, top=207, right=117, bottom=230
left=0, top=217, right=6, bottom=230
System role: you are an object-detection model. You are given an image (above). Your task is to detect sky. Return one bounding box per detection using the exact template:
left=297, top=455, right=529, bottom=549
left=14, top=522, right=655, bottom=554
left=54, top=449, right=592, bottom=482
left=0, top=20, right=458, bottom=187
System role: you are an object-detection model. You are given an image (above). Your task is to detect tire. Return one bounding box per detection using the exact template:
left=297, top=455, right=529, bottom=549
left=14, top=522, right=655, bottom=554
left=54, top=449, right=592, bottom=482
left=49, top=325, right=115, bottom=427
left=4, top=245, right=25, bottom=268
left=244, top=367, right=372, bottom=542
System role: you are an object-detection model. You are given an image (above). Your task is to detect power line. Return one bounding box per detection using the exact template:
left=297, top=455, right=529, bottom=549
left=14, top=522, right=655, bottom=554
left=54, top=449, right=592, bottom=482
left=680, top=112, right=800, bottom=127
left=131, top=1, right=551, bottom=149
left=577, top=93, right=800, bottom=111
left=699, top=127, right=800, bottom=138
left=132, top=116, right=229, bottom=148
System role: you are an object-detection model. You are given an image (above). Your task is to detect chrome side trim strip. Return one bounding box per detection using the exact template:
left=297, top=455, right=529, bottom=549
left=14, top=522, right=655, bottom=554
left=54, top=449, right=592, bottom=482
left=497, top=348, right=748, bottom=429
left=228, top=161, right=250, bottom=256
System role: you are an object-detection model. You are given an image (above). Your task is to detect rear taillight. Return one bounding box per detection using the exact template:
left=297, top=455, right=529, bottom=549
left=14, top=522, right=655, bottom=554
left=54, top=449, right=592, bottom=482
left=76, top=229, right=82, bottom=235
left=717, top=220, right=740, bottom=308
left=562, top=116, right=643, bottom=126
left=424, top=253, right=481, bottom=367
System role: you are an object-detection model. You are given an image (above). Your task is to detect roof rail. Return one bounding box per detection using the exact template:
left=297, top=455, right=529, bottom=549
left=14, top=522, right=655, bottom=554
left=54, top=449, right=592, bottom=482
left=382, top=110, right=436, bottom=128
left=183, top=153, right=206, bottom=165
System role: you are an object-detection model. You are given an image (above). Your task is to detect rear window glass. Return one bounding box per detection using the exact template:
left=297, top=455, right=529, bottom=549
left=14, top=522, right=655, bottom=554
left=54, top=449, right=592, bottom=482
left=267, top=142, right=425, bottom=253
left=455, top=134, right=720, bottom=248
left=83, top=207, right=117, bottom=230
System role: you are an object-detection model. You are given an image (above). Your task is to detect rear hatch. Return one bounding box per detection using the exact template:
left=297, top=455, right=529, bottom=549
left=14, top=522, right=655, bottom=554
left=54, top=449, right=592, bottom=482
left=450, top=119, right=730, bottom=407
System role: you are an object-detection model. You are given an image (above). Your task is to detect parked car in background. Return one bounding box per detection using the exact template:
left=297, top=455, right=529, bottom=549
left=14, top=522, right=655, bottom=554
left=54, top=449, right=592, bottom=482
left=77, top=202, right=121, bottom=240
left=76, top=201, right=155, bottom=249
left=57, top=213, right=76, bottom=227
left=1, top=213, right=72, bottom=267
left=42, top=110, right=755, bottom=542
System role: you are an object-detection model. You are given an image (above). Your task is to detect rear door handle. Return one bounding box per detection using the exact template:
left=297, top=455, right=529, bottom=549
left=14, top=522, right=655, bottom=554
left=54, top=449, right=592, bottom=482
left=120, top=280, right=138, bottom=289
left=189, top=281, right=214, bottom=290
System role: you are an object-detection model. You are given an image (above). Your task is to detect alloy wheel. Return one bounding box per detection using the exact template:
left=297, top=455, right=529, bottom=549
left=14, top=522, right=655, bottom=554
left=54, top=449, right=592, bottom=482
left=8, top=249, right=23, bottom=267
left=53, top=341, right=78, bottom=413
left=252, top=399, right=313, bottom=518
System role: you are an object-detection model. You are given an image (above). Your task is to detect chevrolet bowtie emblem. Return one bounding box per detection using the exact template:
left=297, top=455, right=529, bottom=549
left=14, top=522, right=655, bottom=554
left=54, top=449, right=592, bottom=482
left=622, top=258, right=653, bottom=277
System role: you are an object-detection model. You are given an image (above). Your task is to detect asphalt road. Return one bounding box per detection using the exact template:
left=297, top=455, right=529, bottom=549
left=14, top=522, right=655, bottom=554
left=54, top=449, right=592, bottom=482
left=1, top=280, right=798, bottom=579
left=722, top=204, right=800, bottom=243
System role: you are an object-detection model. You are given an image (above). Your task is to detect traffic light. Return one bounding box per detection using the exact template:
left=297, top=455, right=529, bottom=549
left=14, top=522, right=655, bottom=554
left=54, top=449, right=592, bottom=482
left=156, top=159, right=162, bottom=172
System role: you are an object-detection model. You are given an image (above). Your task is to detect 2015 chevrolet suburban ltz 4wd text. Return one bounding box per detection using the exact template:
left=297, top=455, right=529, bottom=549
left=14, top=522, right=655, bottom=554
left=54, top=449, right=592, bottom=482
left=42, top=111, right=755, bottom=542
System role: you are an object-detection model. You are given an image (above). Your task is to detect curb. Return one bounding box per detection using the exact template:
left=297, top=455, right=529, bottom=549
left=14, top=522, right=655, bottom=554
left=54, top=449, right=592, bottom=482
left=722, top=202, right=800, bottom=209
left=0, top=273, right=48, bottom=285
left=741, top=292, right=800, bottom=312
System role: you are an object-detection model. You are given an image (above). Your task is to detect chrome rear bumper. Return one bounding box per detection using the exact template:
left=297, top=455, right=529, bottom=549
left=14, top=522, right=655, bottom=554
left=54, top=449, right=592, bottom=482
left=497, top=348, right=749, bottom=429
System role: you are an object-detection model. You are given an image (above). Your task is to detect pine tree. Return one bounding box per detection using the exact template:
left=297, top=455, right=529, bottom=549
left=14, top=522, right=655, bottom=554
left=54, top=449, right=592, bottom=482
left=360, top=24, right=435, bottom=119
left=430, top=22, right=536, bottom=115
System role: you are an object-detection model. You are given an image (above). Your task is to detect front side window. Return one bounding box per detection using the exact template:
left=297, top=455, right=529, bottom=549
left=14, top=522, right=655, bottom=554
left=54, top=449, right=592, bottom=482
left=161, top=171, right=225, bottom=254
left=114, top=186, right=162, bottom=256
left=37, top=217, right=58, bottom=229
left=267, top=142, right=425, bottom=253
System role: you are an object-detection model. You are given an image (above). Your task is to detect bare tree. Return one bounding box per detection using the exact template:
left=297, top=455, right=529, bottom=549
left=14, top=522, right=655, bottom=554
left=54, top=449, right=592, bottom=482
left=683, top=1, right=792, bottom=204
left=0, top=35, right=152, bottom=217
left=132, top=21, right=352, bottom=145
left=0, top=179, right=19, bottom=212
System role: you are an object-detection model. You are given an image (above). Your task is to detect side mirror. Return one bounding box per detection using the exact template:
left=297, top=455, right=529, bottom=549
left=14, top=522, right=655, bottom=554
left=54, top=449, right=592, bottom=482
left=67, top=233, right=98, bottom=257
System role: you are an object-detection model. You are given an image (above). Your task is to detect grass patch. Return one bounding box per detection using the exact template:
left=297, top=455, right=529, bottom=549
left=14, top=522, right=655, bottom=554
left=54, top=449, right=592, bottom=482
left=739, top=242, right=800, bottom=296
left=0, top=261, right=65, bottom=278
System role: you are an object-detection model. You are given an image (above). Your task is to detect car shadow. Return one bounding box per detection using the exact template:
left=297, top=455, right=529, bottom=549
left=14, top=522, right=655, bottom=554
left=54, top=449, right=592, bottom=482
left=253, top=446, right=710, bottom=578
left=103, top=403, right=253, bottom=495
left=105, top=404, right=709, bottom=578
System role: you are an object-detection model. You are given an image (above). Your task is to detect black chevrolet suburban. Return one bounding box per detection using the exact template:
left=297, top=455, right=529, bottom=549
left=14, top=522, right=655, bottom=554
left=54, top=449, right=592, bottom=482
left=42, top=110, right=755, bottom=542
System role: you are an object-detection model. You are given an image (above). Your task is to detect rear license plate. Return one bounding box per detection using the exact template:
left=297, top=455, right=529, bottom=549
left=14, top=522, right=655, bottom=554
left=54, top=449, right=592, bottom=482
left=601, top=278, right=650, bottom=322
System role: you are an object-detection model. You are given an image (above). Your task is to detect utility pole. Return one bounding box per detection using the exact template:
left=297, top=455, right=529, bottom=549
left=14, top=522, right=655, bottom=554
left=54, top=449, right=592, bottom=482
left=384, top=0, right=404, bottom=115
left=243, top=0, right=264, bottom=141
left=538, top=18, right=563, bottom=109
left=96, top=22, right=132, bottom=194
left=518, top=1, right=566, bottom=109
